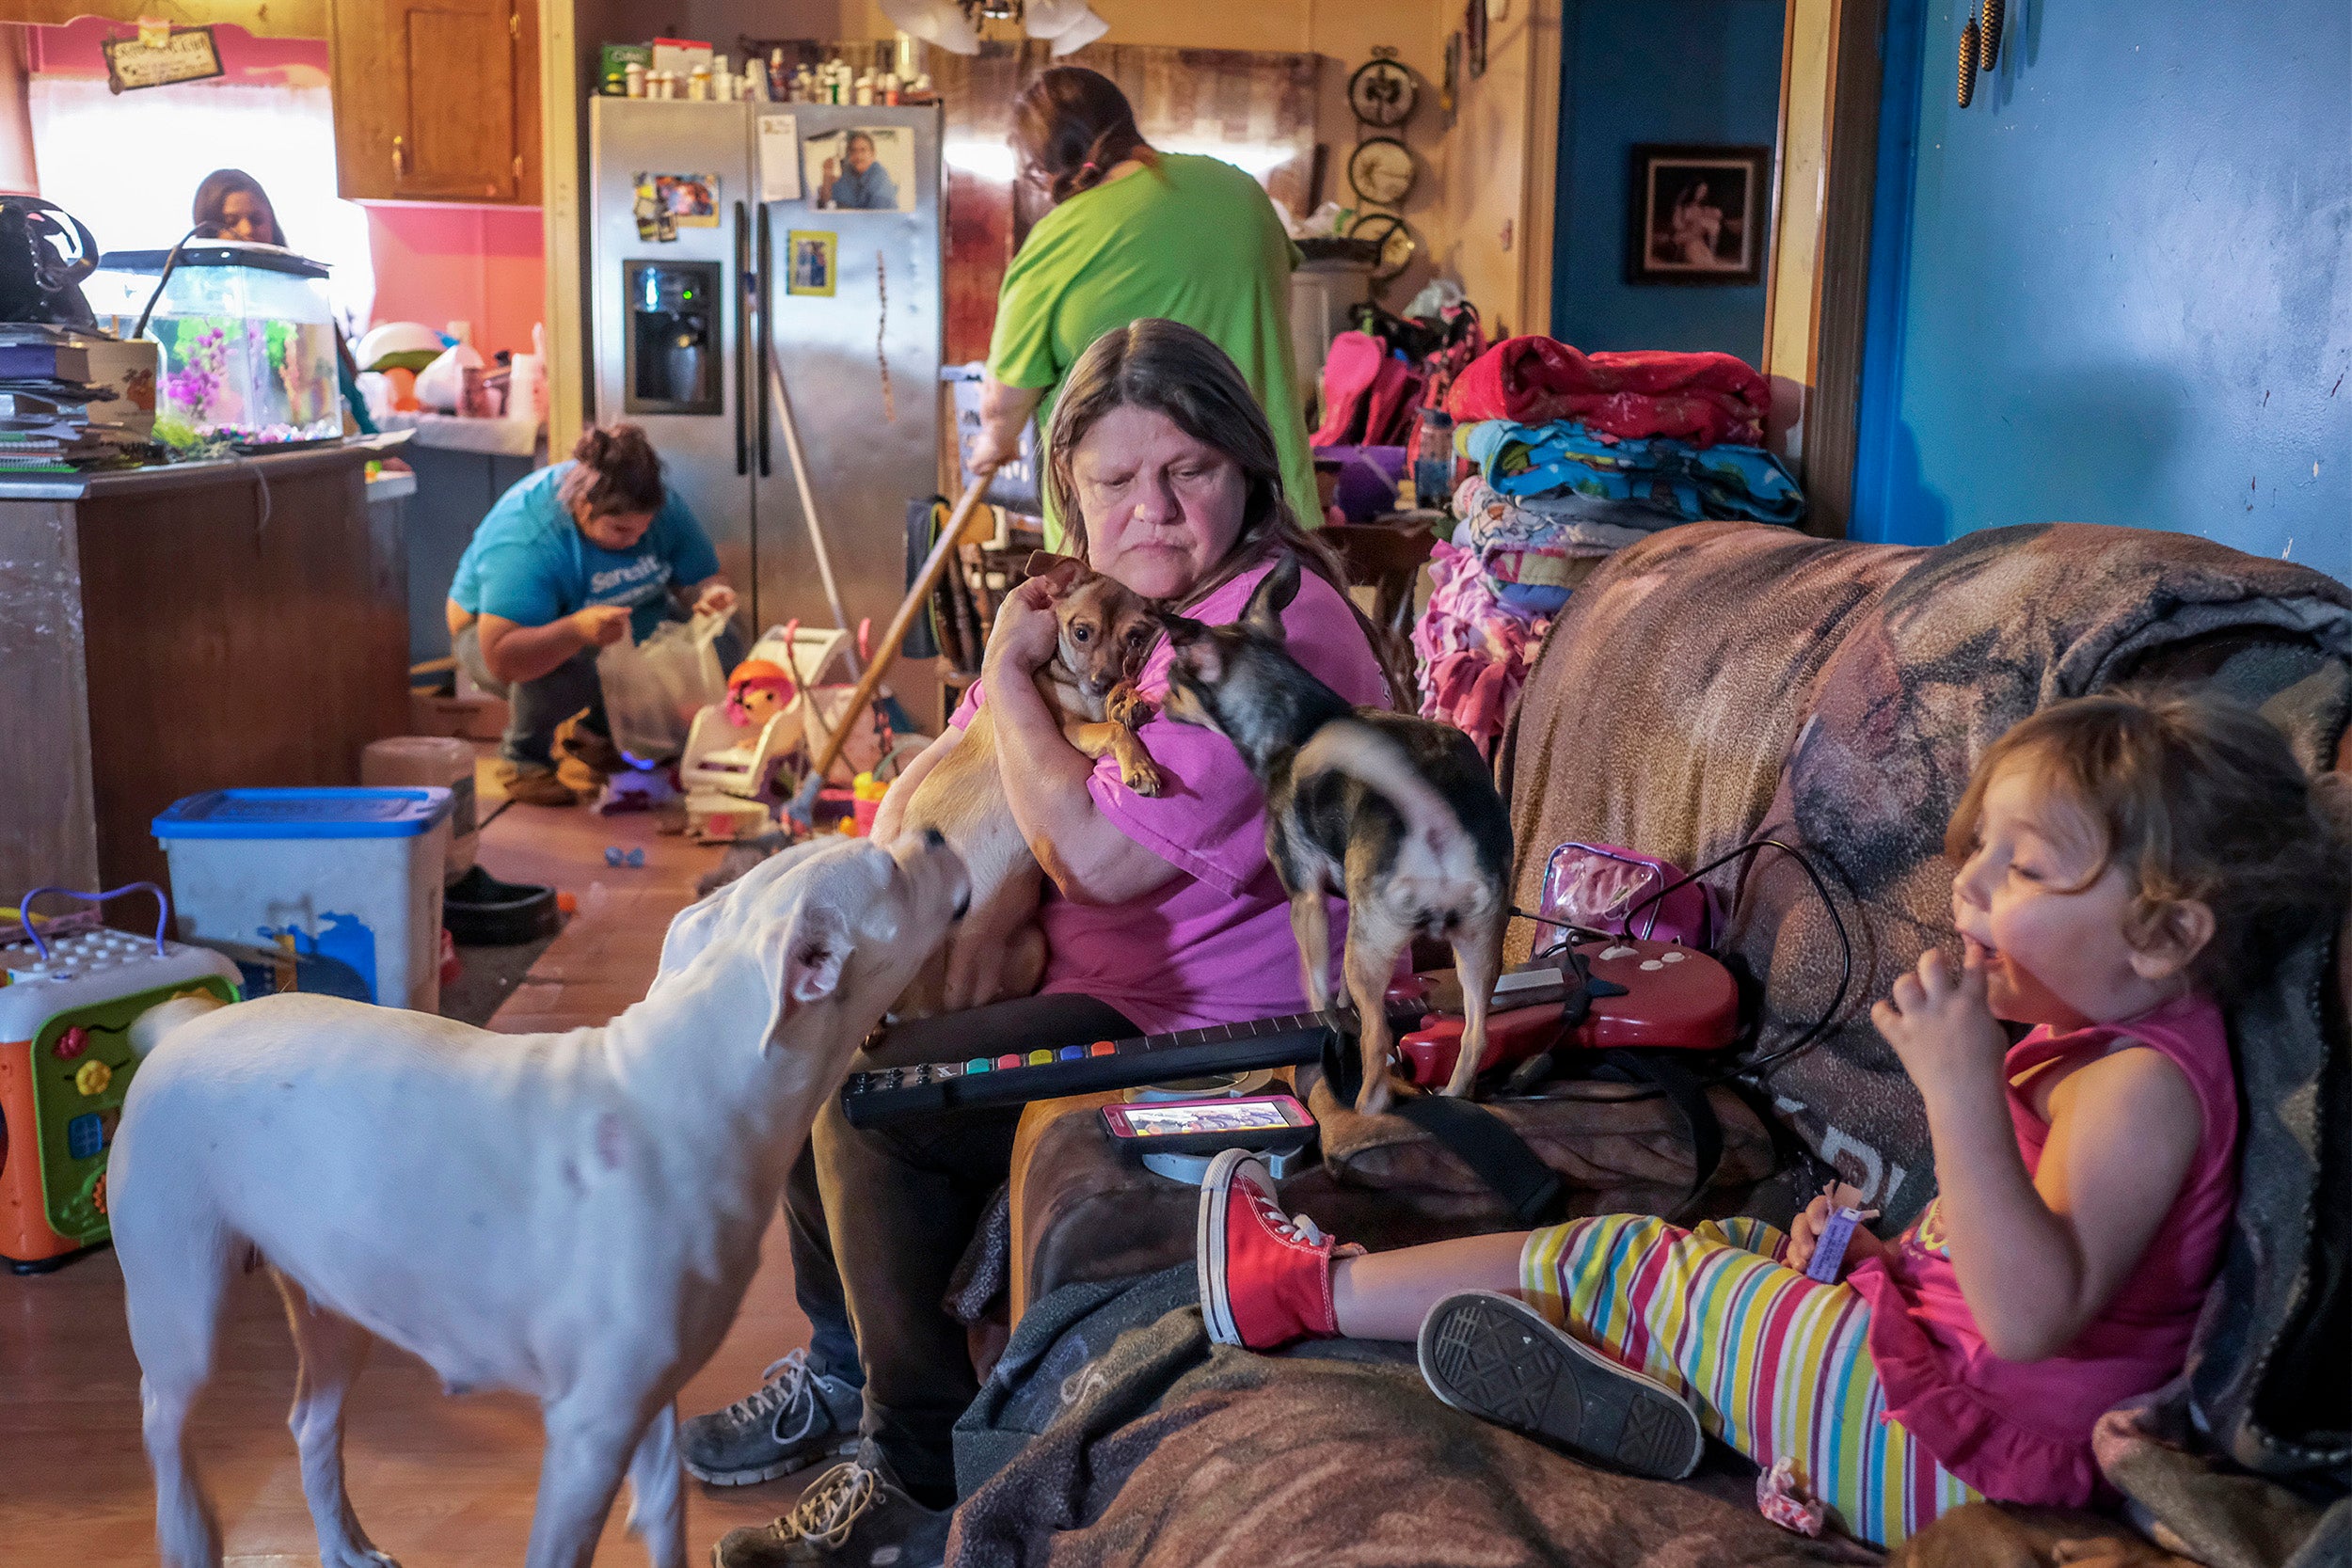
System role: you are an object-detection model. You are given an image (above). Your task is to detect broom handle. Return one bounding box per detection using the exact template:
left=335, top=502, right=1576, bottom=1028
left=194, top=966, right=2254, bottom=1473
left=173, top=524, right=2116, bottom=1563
left=801, top=472, right=992, bottom=789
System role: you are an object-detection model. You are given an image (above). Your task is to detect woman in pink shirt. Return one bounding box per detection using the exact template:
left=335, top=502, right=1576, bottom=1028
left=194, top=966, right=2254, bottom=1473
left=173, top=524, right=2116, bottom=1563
left=698, top=321, right=1393, bottom=1568
left=1196, top=691, right=2348, bottom=1548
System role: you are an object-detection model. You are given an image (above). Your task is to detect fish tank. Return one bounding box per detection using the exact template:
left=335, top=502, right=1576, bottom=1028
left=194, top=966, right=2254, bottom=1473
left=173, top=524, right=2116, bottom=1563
left=82, top=242, right=341, bottom=448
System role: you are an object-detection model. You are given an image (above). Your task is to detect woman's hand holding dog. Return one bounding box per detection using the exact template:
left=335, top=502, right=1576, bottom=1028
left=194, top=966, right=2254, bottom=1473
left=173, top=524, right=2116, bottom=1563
left=984, top=575, right=1064, bottom=689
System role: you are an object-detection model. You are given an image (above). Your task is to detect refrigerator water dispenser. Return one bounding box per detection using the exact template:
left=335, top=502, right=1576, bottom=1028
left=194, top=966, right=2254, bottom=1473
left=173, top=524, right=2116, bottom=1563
left=624, top=261, right=721, bottom=415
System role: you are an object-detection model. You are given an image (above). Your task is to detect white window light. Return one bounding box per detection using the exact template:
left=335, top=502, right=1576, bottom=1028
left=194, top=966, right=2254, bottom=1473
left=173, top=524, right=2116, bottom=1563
left=27, top=72, right=377, bottom=333
left=942, top=137, right=1300, bottom=182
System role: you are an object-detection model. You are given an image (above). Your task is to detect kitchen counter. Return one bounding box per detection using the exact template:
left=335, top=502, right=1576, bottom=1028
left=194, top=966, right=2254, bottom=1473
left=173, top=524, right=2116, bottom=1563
left=0, top=436, right=413, bottom=899
left=0, top=431, right=412, bottom=499
left=374, top=410, right=545, bottom=459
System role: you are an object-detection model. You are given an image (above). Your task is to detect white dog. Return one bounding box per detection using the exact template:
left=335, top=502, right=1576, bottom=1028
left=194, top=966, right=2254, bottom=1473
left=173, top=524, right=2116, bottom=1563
left=110, top=832, right=969, bottom=1568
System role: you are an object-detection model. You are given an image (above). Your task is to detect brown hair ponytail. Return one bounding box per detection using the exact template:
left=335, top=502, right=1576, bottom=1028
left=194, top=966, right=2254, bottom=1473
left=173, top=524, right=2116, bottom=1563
left=559, top=422, right=666, bottom=517
left=1011, top=67, right=1156, bottom=206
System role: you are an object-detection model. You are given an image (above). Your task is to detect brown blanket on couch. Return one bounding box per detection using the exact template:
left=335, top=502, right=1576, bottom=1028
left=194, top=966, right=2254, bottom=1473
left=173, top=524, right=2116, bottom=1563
left=949, top=1301, right=1877, bottom=1568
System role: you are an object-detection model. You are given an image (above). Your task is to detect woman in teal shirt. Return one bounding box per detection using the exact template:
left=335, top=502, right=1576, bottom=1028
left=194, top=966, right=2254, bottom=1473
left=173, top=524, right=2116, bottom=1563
left=447, top=423, right=739, bottom=805
left=965, top=67, right=1320, bottom=546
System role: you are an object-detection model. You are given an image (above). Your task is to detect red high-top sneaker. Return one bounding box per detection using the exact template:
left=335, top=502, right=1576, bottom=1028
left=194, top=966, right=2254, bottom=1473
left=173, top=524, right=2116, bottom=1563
left=1197, top=1148, right=1358, bottom=1349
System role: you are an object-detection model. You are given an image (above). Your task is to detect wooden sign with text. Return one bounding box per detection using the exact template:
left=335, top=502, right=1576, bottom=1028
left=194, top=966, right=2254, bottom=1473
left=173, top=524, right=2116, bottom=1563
left=102, top=25, right=225, bottom=95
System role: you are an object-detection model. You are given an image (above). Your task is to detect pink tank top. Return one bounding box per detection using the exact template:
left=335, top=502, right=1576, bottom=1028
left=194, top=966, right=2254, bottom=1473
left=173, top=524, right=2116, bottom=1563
left=1846, top=990, right=2238, bottom=1508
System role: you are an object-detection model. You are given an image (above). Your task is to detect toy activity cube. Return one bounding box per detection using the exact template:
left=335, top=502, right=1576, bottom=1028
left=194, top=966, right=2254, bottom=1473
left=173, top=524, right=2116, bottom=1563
left=1, top=897, right=239, bottom=1271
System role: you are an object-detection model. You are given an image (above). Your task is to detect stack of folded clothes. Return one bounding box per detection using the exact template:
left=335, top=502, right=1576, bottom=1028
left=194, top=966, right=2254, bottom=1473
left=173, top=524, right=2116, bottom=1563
left=1410, top=336, right=1805, bottom=752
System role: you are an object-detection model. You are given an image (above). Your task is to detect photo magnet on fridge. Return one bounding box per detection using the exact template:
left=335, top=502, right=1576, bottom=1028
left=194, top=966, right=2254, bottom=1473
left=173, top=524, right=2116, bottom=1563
left=652, top=173, right=721, bottom=228
left=787, top=231, right=837, bottom=296
left=803, top=127, right=916, bottom=212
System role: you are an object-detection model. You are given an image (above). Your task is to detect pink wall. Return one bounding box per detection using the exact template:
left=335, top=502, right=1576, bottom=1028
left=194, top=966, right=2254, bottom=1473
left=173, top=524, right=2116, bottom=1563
left=366, top=204, right=544, bottom=361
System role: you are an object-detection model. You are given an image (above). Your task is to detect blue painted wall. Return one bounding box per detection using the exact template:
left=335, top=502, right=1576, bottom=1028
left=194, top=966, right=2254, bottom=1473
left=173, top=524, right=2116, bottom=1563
left=1851, top=1, right=2352, bottom=580
left=1549, top=0, right=1788, bottom=362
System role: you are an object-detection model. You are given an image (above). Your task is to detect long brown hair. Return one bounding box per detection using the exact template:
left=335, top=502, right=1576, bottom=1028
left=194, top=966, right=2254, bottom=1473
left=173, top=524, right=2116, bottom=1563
left=1947, top=689, right=2352, bottom=999
left=1043, top=319, right=1412, bottom=709
left=1010, top=67, right=1155, bottom=206
left=558, top=422, right=666, bottom=517
left=192, top=168, right=286, bottom=246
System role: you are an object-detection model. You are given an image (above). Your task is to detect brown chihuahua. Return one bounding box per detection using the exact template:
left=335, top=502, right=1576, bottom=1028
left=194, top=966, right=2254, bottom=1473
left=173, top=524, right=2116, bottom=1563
left=891, top=552, right=1162, bottom=1015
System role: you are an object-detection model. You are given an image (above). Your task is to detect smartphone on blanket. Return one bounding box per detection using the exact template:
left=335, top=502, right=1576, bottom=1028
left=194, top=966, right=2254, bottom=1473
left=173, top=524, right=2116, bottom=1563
left=1100, top=1094, right=1316, bottom=1156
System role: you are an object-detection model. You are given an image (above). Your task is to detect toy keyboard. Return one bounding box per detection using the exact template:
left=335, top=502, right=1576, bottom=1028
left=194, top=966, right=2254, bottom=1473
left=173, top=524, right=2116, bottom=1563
left=840, top=1011, right=1341, bottom=1128
left=1397, top=936, right=1740, bottom=1088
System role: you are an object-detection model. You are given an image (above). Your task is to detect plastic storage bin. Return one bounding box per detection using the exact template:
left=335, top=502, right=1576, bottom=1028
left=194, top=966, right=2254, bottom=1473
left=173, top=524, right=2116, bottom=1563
left=82, top=242, right=342, bottom=446
left=152, top=787, right=454, bottom=1012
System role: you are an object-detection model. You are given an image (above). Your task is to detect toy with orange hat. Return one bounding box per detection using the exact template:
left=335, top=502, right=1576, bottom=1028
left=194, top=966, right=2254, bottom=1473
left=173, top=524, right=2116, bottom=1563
left=678, top=620, right=917, bottom=841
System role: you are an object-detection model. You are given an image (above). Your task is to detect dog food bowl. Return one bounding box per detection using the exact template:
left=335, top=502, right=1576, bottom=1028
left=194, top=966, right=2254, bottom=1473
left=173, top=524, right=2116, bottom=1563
left=441, top=865, right=560, bottom=946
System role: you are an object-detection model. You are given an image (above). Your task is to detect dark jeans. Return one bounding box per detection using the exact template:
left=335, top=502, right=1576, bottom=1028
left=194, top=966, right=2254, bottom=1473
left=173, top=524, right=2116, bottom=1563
left=787, top=992, right=1136, bottom=1507
left=453, top=618, right=741, bottom=769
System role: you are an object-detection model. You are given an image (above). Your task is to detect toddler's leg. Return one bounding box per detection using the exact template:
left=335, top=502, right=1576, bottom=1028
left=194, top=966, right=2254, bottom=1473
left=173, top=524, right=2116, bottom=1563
left=1332, top=1231, right=1525, bottom=1341
left=1197, top=1148, right=1527, bottom=1349
left=1520, top=1213, right=1978, bottom=1547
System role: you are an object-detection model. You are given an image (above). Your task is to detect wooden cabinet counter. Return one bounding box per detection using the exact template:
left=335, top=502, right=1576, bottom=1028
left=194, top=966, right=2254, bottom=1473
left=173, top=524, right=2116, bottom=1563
left=0, top=439, right=413, bottom=901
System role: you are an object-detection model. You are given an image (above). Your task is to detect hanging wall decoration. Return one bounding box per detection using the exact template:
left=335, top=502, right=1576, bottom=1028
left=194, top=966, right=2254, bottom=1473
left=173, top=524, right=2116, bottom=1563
left=1957, top=0, right=2002, bottom=105
left=1346, top=52, right=1417, bottom=129
left=101, top=23, right=223, bottom=94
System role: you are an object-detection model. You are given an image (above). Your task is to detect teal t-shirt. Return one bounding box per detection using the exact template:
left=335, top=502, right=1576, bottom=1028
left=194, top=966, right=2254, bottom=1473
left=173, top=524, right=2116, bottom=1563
left=450, top=461, right=720, bottom=643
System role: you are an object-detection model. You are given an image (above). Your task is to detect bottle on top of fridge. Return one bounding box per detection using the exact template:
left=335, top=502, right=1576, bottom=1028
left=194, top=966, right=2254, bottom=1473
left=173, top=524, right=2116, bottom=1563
left=768, top=47, right=787, bottom=100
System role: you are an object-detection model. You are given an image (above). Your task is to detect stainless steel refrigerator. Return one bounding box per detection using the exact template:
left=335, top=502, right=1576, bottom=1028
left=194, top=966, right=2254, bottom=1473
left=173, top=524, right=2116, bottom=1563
left=589, top=98, right=944, bottom=642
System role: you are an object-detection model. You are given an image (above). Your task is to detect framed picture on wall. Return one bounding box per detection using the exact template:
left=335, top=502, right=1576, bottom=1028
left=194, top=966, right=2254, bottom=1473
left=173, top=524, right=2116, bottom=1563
left=1626, top=144, right=1770, bottom=285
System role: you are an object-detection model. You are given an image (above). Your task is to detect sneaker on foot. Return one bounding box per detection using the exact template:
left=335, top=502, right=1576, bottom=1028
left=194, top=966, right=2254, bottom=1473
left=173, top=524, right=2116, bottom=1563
left=496, top=763, right=578, bottom=807
left=1418, top=1289, right=1706, bottom=1481
left=681, top=1349, right=863, bottom=1486
left=1197, top=1147, right=1350, bottom=1350
left=709, top=1455, right=951, bottom=1568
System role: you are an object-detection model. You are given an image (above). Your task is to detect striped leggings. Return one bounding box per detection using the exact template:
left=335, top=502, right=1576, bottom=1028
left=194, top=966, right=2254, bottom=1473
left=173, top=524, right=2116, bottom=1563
left=1519, top=1213, right=1979, bottom=1547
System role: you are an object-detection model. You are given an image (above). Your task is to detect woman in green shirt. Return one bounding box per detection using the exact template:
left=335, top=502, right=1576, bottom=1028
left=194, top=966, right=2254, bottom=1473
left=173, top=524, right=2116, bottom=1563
left=965, top=67, right=1321, bottom=546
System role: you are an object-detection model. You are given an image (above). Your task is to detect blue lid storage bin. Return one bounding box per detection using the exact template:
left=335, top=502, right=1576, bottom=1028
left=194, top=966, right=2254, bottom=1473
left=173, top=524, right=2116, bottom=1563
left=152, top=787, right=455, bottom=1011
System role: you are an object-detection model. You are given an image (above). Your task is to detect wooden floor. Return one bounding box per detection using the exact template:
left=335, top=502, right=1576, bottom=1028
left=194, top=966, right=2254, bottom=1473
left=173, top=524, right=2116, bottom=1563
left=0, top=757, right=827, bottom=1564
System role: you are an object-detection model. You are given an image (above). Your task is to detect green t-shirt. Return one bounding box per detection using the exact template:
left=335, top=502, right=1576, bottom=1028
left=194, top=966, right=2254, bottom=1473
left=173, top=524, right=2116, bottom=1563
left=986, top=153, right=1321, bottom=549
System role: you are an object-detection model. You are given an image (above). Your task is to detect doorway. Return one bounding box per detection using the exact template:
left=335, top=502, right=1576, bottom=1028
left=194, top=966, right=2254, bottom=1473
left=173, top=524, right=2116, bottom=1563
left=1549, top=0, right=1788, bottom=366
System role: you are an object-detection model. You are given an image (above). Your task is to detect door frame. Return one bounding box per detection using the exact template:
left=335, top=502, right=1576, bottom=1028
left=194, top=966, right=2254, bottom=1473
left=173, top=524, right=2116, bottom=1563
left=1758, top=0, right=1889, bottom=538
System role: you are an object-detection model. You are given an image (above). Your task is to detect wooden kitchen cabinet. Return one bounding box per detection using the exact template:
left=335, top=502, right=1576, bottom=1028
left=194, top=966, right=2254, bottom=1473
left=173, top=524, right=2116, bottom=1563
left=330, top=0, right=542, bottom=204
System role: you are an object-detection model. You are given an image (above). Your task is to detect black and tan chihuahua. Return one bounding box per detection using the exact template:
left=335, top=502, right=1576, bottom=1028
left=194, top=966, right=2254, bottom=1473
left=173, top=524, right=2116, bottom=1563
left=1157, top=554, right=1513, bottom=1114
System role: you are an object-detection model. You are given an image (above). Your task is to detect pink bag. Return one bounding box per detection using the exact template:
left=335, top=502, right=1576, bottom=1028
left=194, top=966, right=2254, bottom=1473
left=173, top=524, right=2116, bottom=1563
left=1535, top=841, right=1721, bottom=950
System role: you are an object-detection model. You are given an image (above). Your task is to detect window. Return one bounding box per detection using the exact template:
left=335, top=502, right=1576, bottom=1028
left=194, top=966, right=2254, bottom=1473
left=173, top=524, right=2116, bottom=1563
left=27, top=42, right=375, bottom=332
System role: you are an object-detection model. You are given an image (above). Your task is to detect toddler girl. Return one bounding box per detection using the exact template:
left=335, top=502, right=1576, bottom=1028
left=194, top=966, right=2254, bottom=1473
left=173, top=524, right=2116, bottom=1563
left=1196, top=691, right=2348, bottom=1547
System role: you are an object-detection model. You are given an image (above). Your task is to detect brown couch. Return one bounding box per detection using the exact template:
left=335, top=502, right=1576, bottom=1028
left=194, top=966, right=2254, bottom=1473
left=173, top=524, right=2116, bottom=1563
left=981, top=521, right=2350, bottom=1566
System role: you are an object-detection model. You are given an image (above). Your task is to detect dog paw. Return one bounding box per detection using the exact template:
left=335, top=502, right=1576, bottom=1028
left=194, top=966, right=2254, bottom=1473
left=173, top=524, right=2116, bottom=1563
left=324, top=1547, right=401, bottom=1568
left=1105, top=686, right=1156, bottom=729
left=1122, top=758, right=1167, bottom=798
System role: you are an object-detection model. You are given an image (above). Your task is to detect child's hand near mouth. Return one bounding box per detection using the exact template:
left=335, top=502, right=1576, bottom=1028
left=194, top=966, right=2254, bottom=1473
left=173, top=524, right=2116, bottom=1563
left=1871, top=946, right=2011, bottom=1103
